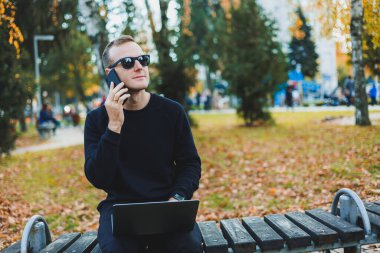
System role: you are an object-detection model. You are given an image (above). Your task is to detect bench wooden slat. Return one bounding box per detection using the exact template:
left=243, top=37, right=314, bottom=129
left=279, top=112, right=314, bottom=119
left=198, top=221, right=228, bottom=253
left=39, top=233, right=81, bottom=253
left=90, top=244, right=101, bottom=253
left=285, top=211, right=339, bottom=246
left=0, top=241, right=20, bottom=253
left=305, top=209, right=364, bottom=243
left=264, top=214, right=311, bottom=249
left=220, top=219, right=256, bottom=253
left=62, top=232, right=97, bottom=253
left=365, top=202, right=380, bottom=216
left=367, top=211, right=380, bottom=231
left=241, top=217, right=284, bottom=251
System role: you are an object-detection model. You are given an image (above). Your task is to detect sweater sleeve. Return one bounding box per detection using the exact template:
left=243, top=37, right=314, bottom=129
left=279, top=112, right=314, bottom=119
left=84, top=112, right=121, bottom=190
left=172, top=106, right=201, bottom=199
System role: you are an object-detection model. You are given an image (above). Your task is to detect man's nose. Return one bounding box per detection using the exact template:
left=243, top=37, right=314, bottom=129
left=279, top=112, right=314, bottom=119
left=133, top=60, right=143, bottom=70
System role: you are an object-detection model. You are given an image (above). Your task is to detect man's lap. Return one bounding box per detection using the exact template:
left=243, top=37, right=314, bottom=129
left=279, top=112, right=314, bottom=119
left=98, top=206, right=203, bottom=253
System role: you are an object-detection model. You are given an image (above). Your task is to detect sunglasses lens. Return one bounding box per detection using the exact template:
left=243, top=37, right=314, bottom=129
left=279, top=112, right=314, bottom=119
left=138, top=55, right=150, bottom=67
left=121, top=57, right=134, bottom=69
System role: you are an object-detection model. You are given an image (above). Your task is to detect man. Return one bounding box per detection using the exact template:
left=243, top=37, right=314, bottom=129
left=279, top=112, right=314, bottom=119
left=38, top=103, right=59, bottom=134
left=343, top=76, right=355, bottom=106
left=369, top=82, right=377, bottom=106
left=84, top=35, right=202, bottom=253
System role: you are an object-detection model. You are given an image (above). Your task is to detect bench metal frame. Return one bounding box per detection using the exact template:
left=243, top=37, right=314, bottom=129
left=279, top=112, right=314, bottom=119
left=20, top=215, right=51, bottom=253
left=332, top=188, right=371, bottom=235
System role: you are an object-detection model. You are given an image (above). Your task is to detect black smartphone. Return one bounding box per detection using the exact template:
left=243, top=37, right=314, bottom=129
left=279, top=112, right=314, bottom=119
left=106, top=69, right=129, bottom=104
left=105, top=69, right=122, bottom=89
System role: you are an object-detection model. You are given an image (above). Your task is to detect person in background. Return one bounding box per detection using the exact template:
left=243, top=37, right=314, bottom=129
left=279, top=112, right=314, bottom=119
left=369, top=82, right=377, bottom=105
left=343, top=76, right=355, bottom=106
left=38, top=103, right=60, bottom=134
left=285, top=85, right=294, bottom=109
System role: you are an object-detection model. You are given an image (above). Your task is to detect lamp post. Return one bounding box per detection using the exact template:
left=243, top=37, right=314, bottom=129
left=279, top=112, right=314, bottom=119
left=34, top=35, right=54, bottom=114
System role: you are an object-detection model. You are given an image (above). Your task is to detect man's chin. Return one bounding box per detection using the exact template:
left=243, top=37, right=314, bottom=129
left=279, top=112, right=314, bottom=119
left=128, top=84, right=149, bottom=93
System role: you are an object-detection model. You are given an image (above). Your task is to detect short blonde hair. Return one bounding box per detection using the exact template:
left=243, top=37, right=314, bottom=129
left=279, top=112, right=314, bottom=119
left=102, top=35, right=135, bottom=68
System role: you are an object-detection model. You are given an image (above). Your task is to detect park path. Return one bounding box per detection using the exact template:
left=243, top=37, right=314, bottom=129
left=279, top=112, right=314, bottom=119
left=327, top=112, right=380, bottom=125
left=12, top=127, right=84, bottom=155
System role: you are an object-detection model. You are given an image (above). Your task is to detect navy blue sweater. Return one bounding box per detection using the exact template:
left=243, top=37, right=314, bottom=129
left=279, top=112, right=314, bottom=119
left=84, top=93, right=201, bottom=211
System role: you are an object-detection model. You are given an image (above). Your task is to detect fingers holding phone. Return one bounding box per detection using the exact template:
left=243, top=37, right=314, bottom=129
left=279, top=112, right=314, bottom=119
left=113, top=85, right=130, bottom=104
left=105, top=82, right=130, bottom=134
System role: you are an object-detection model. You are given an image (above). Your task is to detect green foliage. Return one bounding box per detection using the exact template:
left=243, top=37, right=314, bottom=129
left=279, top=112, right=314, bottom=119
left=13, top=0, right=104, bottom=112
left=121, top=0, right=137, bottom=37
left=363, top=33, right=380, bottom=76
left=0, top=28, right=34, bottom=154
left=14, top=0, right=78, bottom=63
left=220, top=0, right=287, bottom=126
left=42, top=29, right=99, bottom=111
left=14, top=0, right=97, bottom=107
left=145, top=1, right=197, bottom=110
left=185, top=0, right=227, bottom=90
left=187, top=0, right=219, bottom=72
left=288, top=7, right=319, bottom=78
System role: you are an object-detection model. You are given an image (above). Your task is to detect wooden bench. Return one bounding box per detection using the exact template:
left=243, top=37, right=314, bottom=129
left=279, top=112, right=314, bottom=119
left=1, top=188, right=380, bottom=253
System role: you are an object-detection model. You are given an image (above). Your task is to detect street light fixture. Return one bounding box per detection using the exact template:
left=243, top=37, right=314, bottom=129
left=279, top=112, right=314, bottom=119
left=34, top=35, right=54, bottom=114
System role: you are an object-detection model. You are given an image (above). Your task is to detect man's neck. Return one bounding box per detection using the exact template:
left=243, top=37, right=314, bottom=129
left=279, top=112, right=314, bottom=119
left=123, top=90, right=150, bottom=111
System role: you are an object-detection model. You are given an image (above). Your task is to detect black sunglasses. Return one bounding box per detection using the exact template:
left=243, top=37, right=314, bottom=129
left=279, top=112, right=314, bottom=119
left=108, top=55, right=150, bottom=69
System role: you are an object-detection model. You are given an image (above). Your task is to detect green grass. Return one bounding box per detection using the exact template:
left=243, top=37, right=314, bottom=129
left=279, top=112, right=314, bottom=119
left=369, top=164, right=380, bottom=175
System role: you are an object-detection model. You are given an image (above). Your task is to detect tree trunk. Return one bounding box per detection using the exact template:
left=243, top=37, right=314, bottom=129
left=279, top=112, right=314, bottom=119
left=19, top=115, right=27, bottom=132
left=350, top=0, right=371, bottom=126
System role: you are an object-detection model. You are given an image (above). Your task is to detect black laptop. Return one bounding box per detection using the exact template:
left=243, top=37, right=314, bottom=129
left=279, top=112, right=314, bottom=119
left=111, top=200, right=199, bottom=236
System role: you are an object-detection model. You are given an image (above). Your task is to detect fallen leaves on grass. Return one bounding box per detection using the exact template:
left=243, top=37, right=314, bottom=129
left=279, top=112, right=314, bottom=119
left=0, top=111, right=379, bottom=250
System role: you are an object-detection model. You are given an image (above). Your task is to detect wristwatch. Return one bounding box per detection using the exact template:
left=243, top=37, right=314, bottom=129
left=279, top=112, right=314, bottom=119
left=173, top=193, right=185, bottom=201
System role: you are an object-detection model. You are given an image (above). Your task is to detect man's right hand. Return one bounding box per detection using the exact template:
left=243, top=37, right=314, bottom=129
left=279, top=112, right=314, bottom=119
left=104, top=82, right=130, bottom=134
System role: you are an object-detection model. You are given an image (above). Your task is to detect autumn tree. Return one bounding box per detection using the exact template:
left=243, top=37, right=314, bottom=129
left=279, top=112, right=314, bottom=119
left=184, top=0, right=222, bottom=90
left=363, top=1, right=380, bottom=77
left=42, top=29, right=100, bottom=112
left=288, top=7, right=319, bottom=78
left=144, top=0, right=197, bottom=109
left=78, top=0, right=109, bottom=92
left=120, top=0, right=137, bottom=37
left=0, top=0, right=34, bottom=154
left=13, top=0, right=83, bottom=130
left=220, top=0, right=287, bottom=126
left=312, top=0, right=380, bottom=125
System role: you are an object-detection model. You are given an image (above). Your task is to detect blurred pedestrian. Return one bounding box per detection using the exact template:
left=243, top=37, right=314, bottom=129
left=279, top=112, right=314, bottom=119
left=369, top=83, right=377, bottom=105
left=343, top=76, right=355, bottom=106
left=285, top=85, right=294, bottom=109
left=203, top=89, right=211, bottom=110
left=195, top=92, right=201, bottom=109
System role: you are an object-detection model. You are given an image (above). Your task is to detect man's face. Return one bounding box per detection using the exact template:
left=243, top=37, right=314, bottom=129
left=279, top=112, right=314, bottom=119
left=106, top=42, right=150, bottom=91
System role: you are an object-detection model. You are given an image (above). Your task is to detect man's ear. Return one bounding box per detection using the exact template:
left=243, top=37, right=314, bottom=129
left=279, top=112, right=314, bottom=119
left=105, top=68, right=111, bottom=75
